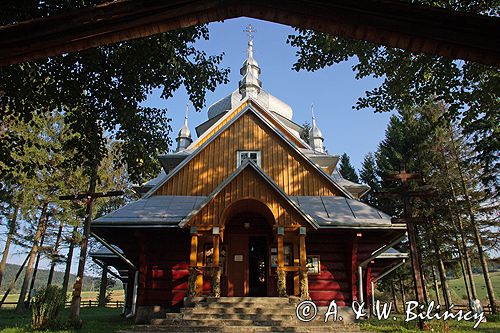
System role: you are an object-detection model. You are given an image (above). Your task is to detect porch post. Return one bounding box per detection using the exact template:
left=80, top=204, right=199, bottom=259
left=277, top=227, right=287, bottom=297
left=188, top=227, right=199, bottom=297
left=299, top=227, right=310, bottom=300
left=211, top=227, right=221, bottom=297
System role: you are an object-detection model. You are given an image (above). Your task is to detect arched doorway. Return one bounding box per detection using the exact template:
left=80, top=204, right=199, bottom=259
left=221, top=199, right=274, bottom=297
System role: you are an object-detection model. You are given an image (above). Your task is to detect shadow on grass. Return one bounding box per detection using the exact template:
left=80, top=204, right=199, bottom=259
left=0, top=307, right=133, bottom=333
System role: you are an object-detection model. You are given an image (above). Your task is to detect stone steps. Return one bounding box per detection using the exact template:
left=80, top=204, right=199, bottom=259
left=124, top=324, right=365, bottom=333
left=121, top=297, right=369, bottom=333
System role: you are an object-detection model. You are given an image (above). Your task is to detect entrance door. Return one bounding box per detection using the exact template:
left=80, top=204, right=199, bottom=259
left=249, top=237, right=268, bottom=296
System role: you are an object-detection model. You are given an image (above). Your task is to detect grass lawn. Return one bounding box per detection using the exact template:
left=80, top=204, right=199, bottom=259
left=447, top=272, right=500, bottom=304
left=0, top=307, right=133, bottom=333
left=1, top=290, right=125, bottom=308
left=361, top=314, right=500, bottom=333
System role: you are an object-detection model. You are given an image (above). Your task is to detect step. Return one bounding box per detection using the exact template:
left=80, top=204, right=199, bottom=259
left=191, top=302, right=297, bottom=309
left=151, top=318, right=287, bottom=326
left=182, top=306, right=296, bottom=315
left=170, top=313, right=298, bottom=321
left=122, top=324, right=366, bottom=333
left=190, top=297, right=293, bottom=304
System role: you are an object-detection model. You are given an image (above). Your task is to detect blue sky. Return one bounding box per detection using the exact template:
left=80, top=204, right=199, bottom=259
left=1, top=18, right=395, bottom=276
left=145, top=18, right=394, bottom=171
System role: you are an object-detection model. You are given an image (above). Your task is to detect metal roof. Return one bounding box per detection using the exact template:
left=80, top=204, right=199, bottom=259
left=290, top=196, right=395, bottom=228
left=376, top=247, right=409, bottom=259
left=331, top=168, right=370, bottom=197
left=92, top=192, right=401, bottom=229
left=92, top=195, right=207, bottom=226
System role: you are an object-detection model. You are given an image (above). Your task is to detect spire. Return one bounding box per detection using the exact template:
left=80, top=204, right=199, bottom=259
left=239, top=24, right=262, bottom=98
left=176, top=103, right=192, bottom=152
left=309, top=103, right=325, bottom=153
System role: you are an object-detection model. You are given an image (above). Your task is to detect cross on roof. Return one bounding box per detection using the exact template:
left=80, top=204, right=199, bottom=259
left=244, top=24, right=256, bottom=42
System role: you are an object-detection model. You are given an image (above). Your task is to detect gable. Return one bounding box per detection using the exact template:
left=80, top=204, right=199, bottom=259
left=181, top=163, right=316, bottom=230
left=190, top=99, right=307, bottom=150
left=153, top=110, right=345, bottom=197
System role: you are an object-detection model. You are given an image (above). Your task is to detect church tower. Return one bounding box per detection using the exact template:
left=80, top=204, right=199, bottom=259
left=309, top=104, right=324, bottom=153
left=239, top=24, right=262, bottom=99
left=175, top=104, right=192, bottom=152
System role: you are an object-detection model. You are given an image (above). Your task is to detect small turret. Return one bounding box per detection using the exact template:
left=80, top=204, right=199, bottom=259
left=239, top=24, right=262, bottom=98
left=309, top=104, right=324, bottom=153
left=175, top=104, right=192, bottom=152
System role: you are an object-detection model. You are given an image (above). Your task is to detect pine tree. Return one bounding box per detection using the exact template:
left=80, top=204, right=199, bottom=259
left=359, top=153, right=379, bottom=207
left=339, top=153, right=359, bottom=183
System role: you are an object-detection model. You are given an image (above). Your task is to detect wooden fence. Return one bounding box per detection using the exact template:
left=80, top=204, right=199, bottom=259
left=1, top=300, right=124, bottom=308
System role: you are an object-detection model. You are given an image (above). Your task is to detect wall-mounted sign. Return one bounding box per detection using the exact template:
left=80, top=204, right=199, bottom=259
left=306, top=255, right=321, bottom=275
left=234, top=255, right=244, bottom=262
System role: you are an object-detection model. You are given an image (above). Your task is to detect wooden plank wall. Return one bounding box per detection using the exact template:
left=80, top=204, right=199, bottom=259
left=190, top=167, right=305, bottom=229
left=307, top=232, right=352, bottom=306
left=155, top=112, right=341, bottom=197
left=136, top=230, right=191, bottom=307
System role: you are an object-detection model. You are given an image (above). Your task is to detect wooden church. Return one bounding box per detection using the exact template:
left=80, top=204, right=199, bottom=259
left=91, top=33, right=407, bottom=322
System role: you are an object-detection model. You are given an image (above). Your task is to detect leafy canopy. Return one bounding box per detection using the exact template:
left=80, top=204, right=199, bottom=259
left=287, top=0, right=499, bottom=191
left=0, top=1, right=230, bottom=184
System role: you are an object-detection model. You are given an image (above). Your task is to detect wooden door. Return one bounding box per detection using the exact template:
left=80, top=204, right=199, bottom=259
left=226, top=234, right=248, bottom=296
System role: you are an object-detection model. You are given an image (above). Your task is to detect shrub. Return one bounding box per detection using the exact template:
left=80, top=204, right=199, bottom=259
left=31, top=285, right=66, bottom=330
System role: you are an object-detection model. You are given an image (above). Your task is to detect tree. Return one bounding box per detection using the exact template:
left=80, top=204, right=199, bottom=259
left=287, top=1, right=499, bottom=194
left=1, top=1, right=229, bottom=322
left=300, top=121, right=311, bottom=143
left=338, top=153, right=359, bottom=183
left=359, top=153, right=379, bottom=207
left=367, top=102, right=498, bottom=313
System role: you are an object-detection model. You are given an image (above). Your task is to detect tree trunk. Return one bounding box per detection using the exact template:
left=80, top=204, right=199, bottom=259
left=415, top=225, right=429, bottom=303
left=0, top=207, right=18, bottom=289
left=47, top=218, right=65, bottom=286
left=439, top=144, right=477, bottom=300
left=15, top=201, right=49, bottom=313
left=69, top=167, right=98, bottom=324
left=27, top=224, right=48, bottom=307
left=62, top=225, right=78, bottom=297
left=433, top=237, right=452, bottom=309
left=448, top=124, right=497, bottom=314
left=431, top=265, right=442, bottom=305
left=0, top=254, right=29, bottom=308
left=98, top=265, right=108, bottom=307
left=391, top=281, right=399, bottom=313
left=399, top=275, right=406, bottom=304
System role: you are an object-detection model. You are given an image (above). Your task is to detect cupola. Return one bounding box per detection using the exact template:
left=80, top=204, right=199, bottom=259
left=175, top=104, right=192, bottom=152
left=309, top=104, right=325, bottom=153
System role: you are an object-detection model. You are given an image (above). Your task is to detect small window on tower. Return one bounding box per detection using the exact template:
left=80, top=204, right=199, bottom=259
left=237, top=150, right=261, bottom=167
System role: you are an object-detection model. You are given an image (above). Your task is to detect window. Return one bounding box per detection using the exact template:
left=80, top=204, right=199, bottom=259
left=237, top=150, right=261, bottom=167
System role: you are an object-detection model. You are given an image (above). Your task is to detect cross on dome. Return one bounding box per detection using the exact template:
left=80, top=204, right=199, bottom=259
left=243, top=24, right=256, bottom=42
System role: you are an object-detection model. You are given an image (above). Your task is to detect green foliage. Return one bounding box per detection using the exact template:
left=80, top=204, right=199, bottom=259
left=0, top=1, right=230, bottom=185
left=359, top=101, right=498, bottom=307
left=359, top=152, right=380, bottom=206
left=338, top=153, right=359, bottom=183
left=300, top=121, right=311, bottom=143
left=31, top=286, right=66, bottom=330
left=287, top=1, right=499, bottom=193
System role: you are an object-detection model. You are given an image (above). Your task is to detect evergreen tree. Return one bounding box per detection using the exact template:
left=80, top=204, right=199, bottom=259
left=300, top=121, right=311, bottom=143
left=338, top=153, right=359, bottom=183
left=359, top=153, right=379, bottom=207
left=288, top=1, right=499, bottom=193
